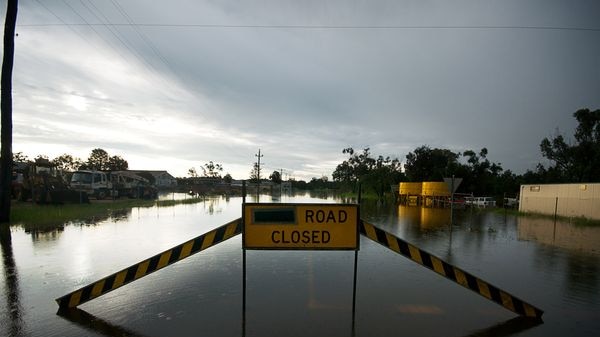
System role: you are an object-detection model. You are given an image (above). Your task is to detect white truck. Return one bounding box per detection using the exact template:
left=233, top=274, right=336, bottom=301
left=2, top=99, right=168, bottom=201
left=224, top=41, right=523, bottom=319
left=70, top=170, right=157, bottom=200
left=70, top=170, right=116, bottom=200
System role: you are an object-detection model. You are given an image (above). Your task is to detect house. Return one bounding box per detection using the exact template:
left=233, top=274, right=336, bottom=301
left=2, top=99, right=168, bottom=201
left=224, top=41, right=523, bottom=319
left=131, top=170, right=177, bottom=188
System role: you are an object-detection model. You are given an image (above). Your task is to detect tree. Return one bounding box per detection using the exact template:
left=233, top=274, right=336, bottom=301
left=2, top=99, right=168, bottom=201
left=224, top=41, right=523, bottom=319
left=201, top=161, right=223, bottom=178
left=107, top=155, right=128, bottom=171
left=540, top=109, right=600, bottom=182
left=404, top=146, right=460, bottom=181
left=290, top=178, right=308, bottom=190
left=12, top=151, right=29, bottom=163
left=52, top=154, right=84, bottom=172
left=249, top=162, right=260, bottom=183
left=223, top=173, right=233, bottom=184
left=0, top=0, right=18, bottom=223
left=269, top=170, right=282, bottom=184
left=81, top=148, right=128, bottom=171
left=361, top=155, right=404, bottom=199
left=496, top=170, right=520, bottom=196
left=461, top=148, right=503, bottom=195
left=188, top=167, right=198, bottom=177
left=333, top=147, right=404, bottom=198
left=85, top=148, right=110, bottom=170
left=332, top=147, right=376, bottom=184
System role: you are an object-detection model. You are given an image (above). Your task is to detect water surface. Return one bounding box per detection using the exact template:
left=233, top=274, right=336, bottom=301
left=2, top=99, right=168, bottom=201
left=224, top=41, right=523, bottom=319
left=1, top=194, right=599, bottom=336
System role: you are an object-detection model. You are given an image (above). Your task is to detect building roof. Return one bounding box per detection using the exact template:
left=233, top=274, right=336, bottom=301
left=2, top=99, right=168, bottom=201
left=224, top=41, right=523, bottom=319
left=130, top=170, right=176, bottom=179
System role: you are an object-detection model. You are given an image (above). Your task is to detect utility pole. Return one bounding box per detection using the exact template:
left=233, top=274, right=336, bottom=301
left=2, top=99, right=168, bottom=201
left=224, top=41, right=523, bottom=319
left=0, top=0, right=18, bottom=224
left=254, top=149, right=263, bottom=197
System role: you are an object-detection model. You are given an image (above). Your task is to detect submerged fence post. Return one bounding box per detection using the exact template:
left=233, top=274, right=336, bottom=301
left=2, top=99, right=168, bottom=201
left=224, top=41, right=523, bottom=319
left=241, top=179, right=247, bottom=337
left=554, top=197, right=558, bottom=221
left=352, top=184, right=362, bottom=335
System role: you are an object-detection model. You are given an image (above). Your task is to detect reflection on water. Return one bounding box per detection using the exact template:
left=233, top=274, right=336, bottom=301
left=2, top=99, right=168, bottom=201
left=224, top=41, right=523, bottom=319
left=463, top=316, right=543, bottom=337
left=17, top=208, right=134, bottom=244
left=1, top=227, right=24, bottom=337
left=58, top=308, right=146, bottom=337
left=201, top=196, right=224, bottom=215
left=1, top=194, right=600, bottom=336
left=518, top=216, right=600, bottom=308
left=25, top=225, right=64, bottom=242
left=518, top=216, right=600, bottom=252
left=398, top=205, right=451, bottom=229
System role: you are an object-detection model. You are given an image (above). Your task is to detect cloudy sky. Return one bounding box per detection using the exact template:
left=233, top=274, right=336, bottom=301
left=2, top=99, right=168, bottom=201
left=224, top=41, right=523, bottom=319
left=2, top=0, right=600, bottom=180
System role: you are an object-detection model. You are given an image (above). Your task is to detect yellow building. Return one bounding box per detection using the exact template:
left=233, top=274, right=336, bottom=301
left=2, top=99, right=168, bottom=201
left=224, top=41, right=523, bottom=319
left=399, top=182, right=422, bottom=196
left=519, top=183, right=600, bottom=220
left=399, top=181, right=450, bottom=206
left=421, top=182, right=450, bottom=197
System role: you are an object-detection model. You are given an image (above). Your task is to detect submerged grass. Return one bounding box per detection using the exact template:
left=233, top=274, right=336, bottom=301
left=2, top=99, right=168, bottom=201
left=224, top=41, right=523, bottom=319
left=10, top=197, right=207, bottom=227
left=490, top=207, right=600, bottom=226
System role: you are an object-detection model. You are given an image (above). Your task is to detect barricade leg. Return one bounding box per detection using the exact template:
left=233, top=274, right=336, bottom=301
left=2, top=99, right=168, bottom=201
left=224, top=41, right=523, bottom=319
left=359, top=221, right=543, bottom=319
left=56, top=218, right=242, bottom=309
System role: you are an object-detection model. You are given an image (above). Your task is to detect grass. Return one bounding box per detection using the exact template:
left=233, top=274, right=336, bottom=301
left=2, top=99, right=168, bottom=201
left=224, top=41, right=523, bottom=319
left=9, top=197, right=207, bottom=227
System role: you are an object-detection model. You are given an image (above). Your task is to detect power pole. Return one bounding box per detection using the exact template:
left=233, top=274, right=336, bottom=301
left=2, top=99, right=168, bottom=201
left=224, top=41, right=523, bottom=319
left=0, top=0, right=18, bottom=224
left=254, top=149, right=263, bottom=196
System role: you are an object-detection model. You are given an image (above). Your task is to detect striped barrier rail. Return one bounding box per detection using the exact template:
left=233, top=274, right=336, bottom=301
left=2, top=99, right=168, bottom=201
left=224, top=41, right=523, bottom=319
left=56, top=218, right=242, bottom=309
left=359, top=221, right=544, bottom=319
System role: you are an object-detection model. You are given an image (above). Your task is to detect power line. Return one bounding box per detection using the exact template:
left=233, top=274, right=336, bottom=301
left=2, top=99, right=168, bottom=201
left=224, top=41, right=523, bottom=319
left=18, top=23, right=600, bottom=32
left=79, top=0, right=153, bottom=73
left=32, top=0, right=180, bottom=100
left=33, top=0, right=93, bottom=46
left=109, top=0, right=177, bottom=77
left=61, top=0, right=132, bottom=65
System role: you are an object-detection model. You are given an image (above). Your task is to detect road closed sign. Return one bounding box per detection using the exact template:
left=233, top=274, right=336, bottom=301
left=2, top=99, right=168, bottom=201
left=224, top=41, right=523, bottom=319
left=243, top=203, right=359, bottom=250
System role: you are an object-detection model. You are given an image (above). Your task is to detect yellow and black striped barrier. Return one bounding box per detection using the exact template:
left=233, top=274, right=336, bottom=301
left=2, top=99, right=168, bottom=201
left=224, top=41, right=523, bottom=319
left=359, top=221, right=543, bottom=319
left=56, top=218, right=242, bottom=309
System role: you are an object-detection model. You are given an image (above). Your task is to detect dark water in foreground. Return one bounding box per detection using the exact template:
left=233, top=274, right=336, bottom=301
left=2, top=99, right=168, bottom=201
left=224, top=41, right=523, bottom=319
left=1, top=193, right=599, bottom=337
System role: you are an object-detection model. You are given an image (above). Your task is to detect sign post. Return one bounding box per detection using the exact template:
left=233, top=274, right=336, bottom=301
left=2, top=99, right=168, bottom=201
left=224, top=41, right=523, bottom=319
left=242, top=202, right=360, bottom=336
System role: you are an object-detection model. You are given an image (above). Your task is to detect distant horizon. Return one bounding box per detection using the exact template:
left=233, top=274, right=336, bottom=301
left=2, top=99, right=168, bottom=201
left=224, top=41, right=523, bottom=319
left=13, top=142, right=560, bottom=182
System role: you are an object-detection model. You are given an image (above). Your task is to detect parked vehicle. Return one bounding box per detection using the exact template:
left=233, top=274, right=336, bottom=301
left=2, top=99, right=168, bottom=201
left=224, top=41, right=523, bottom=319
left=12, top=159, right=87, bottom=204
left=472, top=197, right=496, bottom=207
left=70, top=170, right=157, bottom=200
left=110, top=171, right=157, bottom=199
left=70, top=170, right=116, bottom=200
left=503, top=197, right=519, bottom=208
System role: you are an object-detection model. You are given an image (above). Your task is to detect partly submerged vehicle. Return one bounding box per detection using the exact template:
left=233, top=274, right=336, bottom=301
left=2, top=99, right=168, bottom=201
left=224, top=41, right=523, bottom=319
left=70, top=170, right=157, bottom=200
left=465, top=196, right=496, bottom=207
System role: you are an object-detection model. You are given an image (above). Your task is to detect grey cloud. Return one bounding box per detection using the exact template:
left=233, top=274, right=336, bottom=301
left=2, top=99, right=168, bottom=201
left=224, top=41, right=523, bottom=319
left=6, top=0, right=600, bottom=179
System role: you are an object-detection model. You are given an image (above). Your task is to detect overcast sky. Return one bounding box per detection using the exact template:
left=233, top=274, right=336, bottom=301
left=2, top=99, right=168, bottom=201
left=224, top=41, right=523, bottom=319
left=2, top=0, right=600, bottom=180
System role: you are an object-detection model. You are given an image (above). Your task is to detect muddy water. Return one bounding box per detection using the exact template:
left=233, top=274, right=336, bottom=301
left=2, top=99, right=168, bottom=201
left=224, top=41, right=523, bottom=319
left=1, top=194, right=599, bottom=336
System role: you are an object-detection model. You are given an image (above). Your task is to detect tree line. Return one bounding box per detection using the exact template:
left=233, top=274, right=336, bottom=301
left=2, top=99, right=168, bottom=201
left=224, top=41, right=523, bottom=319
left=13, top=148, right=128, bottom=172
left=332, top=108, right=600, bottom=197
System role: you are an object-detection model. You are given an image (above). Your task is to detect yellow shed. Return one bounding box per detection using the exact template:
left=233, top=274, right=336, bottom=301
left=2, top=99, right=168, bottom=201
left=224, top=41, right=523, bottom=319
left=421, top=182, right=450, bottom=197
left=399, top=182, right=422, bottom=195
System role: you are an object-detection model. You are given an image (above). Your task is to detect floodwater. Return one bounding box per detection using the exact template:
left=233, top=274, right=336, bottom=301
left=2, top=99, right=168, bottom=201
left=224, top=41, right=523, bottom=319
left=1, top=193, right=599, bottom=337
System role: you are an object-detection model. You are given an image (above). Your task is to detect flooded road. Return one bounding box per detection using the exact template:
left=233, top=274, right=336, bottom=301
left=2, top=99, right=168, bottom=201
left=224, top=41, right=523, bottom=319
left=1, top=193, right=599, bottom=336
